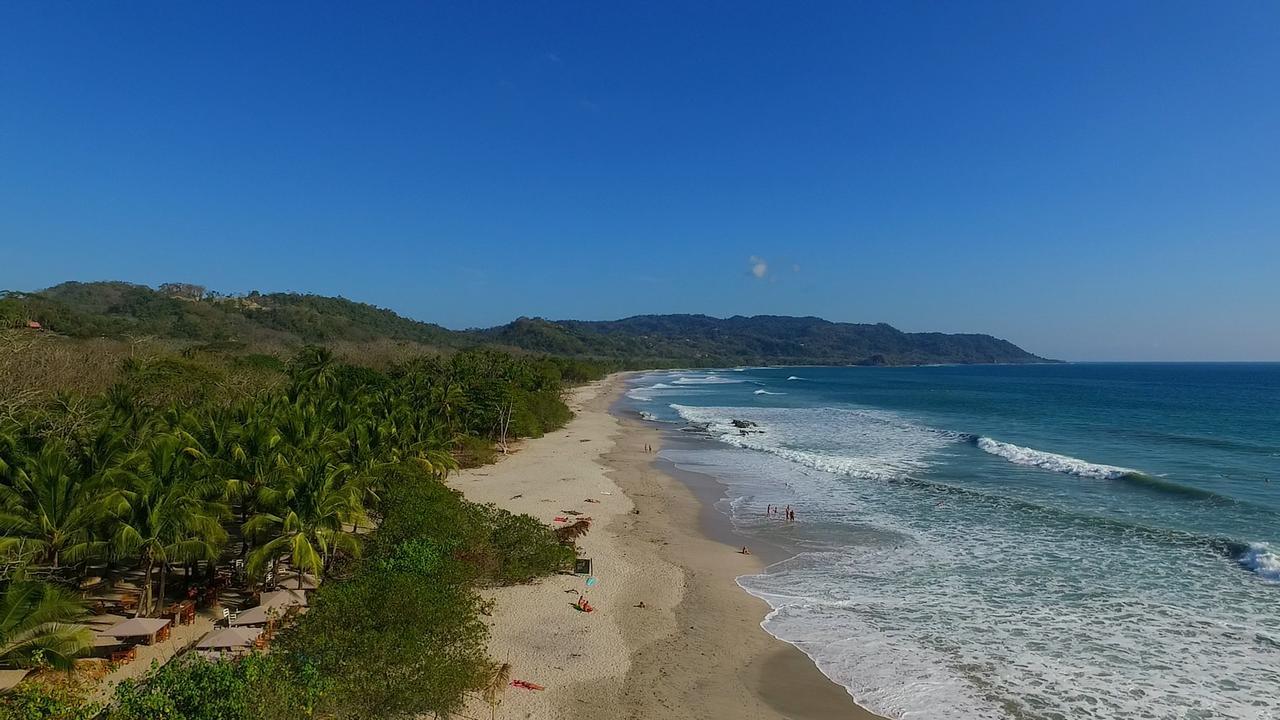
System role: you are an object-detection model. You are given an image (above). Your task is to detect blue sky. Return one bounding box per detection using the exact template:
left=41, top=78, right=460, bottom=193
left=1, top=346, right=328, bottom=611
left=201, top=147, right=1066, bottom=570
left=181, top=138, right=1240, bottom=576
left=2, top=2, right=1277, bottom=361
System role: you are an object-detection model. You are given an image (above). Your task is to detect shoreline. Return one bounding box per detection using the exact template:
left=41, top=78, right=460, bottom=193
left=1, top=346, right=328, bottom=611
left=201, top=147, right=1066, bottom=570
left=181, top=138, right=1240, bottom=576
left=450, top=373, right=882, bottom=719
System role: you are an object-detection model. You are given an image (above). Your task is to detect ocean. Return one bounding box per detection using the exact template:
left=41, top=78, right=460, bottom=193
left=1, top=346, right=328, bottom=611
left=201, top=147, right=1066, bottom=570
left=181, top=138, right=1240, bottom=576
left=624, top=363, right=1280, bottom=720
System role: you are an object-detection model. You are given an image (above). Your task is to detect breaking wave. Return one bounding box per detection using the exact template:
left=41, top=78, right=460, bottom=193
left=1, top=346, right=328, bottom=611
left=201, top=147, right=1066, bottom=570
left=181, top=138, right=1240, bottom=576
left=1240, top=543, right=1280, bottom=582
left=754, top=389, right=785, bottom=395
left=974, top=437, right=1234, bottom=502
left=672, top=374, right=744, bottom=385
left=975, top=437, right=1134, bottom=480
left=671, top=403, right=956, bottom=480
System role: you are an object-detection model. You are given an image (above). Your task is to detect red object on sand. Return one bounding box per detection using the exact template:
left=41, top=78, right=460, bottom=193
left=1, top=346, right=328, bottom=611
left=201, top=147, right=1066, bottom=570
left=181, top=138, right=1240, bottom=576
left=512, top=680, right=545, bottom=691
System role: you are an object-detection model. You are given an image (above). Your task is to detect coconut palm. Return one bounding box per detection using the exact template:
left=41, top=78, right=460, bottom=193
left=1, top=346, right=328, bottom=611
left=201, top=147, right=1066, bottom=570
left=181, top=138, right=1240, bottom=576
left=0, top=440, right=106, bottom=567
left=0, top=580, right=92, bottom=670
left=245, top=454, right=363, bottom=588
left=289, top=346, right=337, bottom=395
left=109, top=433, right=228, bottom=615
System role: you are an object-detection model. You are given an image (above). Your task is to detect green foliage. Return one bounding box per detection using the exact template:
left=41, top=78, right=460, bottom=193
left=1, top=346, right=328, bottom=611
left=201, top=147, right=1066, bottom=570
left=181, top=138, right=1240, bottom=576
left=367, top=466, right=488, bottom=559
left=482, top=314, right=1049, bottom=365
left=6, top=281, right=1044, bottom=366
left=0, top=581, right=92, bottom=670
left=452, top=434, right=496, bottom=468
left=105, top=654, right=319, bottom=720
left=233, top=461, right=569, bottom=720
left=509, top=388, right=572, bottom=438
left=368, top=465, right=570, bottom=586
left=1, top=335, right=584, bottom=717
left=482, top=507, right=576, bottom=584
left=0, top=682, right=100, bottom=720
left=275, top=567, right=491, bottom=720
left=375, top=538, right=447, bottom=576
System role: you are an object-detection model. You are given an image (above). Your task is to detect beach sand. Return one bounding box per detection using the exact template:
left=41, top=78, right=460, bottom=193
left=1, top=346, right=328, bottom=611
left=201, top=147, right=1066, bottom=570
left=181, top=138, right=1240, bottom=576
left=450, top=374, right=883, bottom=719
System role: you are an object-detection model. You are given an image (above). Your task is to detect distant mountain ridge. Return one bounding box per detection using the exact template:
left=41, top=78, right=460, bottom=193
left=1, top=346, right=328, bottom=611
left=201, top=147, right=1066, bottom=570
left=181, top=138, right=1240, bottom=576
left=479, top=314, right=1050, bottom=365
left=1, top=281, right=1051, bottom=366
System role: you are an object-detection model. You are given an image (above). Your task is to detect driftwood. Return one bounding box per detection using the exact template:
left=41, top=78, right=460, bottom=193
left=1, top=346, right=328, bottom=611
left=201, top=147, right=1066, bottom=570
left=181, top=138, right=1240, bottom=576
left=554, top=519, right=592, bottom=544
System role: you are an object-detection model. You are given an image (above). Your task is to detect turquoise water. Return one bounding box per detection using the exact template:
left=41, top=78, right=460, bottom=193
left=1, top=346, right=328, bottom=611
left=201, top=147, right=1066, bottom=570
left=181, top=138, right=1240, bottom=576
left=626, top=364, right=1280, bottom=720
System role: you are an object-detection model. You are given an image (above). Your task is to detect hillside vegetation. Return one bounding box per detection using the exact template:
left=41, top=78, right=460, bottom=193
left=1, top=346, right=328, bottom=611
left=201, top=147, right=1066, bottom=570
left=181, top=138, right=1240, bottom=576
left=0, top=345, right=600, bottom=719
left=1, top=281, right=1049, bottom=366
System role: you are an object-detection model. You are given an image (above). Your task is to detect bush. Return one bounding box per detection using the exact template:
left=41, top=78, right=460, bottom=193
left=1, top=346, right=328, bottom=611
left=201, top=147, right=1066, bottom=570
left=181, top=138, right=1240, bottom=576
left=105, top=655, right=318, bottom=720
left=275, top=568, right=491, bottom=720
left=370, top=465, right=574, bottom=586
left=367, top=467, right=491, bottom=569
left=483, top=507, right=576, bottom=584
left=452, top=434, right=496, bottom=468
left=0, top=682, right=99, bottom=720
left=510, top=389, right=572, bottom=438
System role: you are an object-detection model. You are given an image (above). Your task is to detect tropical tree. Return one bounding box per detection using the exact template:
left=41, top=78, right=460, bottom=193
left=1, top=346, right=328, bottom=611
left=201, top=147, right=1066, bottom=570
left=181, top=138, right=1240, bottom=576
left=0, top=580, right=91, bottom=670
left=220, top=411, right=284, bottom=533
left=246, top=455, right=363, bottom=588
left=289, top=346, right=336, bottom=396
left=109, top=434, right=228, bottom=615
left=0, top=440, right=105, bottom=568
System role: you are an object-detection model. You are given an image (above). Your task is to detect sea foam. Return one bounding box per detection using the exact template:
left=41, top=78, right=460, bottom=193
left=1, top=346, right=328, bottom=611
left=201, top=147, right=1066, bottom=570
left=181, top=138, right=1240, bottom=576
left=671, top=374, right=743, bottom=385
left=1240, top=543, right=1280, bottom=582
left=634, top=369, right=1280, bottom=720
left=976, top=437, right=1135, bottom=480
left=671, top=404, right=954, bottom=480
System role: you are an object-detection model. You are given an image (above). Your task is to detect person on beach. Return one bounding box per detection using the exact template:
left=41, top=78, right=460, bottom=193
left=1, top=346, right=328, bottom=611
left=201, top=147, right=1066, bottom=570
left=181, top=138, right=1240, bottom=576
left=739, top=546, right=751, bottom=555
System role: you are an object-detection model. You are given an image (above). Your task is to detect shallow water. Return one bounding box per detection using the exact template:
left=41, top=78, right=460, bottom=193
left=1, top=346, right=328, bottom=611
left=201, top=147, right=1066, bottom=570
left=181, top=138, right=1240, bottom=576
left=627, top=364, right=1280, bottom=720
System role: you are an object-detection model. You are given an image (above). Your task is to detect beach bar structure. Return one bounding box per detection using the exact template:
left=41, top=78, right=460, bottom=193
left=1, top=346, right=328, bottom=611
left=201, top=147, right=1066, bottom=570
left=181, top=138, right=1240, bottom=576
left=196, top=627, right=263, bottom=660
left=0, top=670, right=31, bottom=693
left=100, top=617, right=172, bottom=645
left=230, top=588, right=308, bottom=627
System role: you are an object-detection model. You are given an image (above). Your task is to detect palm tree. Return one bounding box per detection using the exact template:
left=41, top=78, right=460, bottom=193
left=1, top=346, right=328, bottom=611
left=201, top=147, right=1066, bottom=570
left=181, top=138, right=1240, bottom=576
left=429, top=380, right=469, bottom=437
left=0, top=440, right=106, bottom=568
left=0, top=580, right=92, bottom=670
left=289, top=346, right=337, bottom=396
left=219, top=411, right=285, bottom=561
left=245, top=455, right=363, bottom=588
left=0, top=423, right=20, bottom=480
left=109, top=434, right=228, bottom=615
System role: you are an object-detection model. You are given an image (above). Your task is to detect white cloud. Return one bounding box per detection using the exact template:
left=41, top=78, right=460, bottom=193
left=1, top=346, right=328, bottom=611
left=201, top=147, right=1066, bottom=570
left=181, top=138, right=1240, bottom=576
left=749, top=256, right=768, bottom=279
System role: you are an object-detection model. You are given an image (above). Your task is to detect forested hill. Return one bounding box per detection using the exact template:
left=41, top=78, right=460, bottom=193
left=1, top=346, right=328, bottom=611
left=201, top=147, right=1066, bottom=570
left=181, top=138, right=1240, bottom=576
left=1, top=281, right=1050, bottom=365
left=478, top=315, right=1049, bottom=365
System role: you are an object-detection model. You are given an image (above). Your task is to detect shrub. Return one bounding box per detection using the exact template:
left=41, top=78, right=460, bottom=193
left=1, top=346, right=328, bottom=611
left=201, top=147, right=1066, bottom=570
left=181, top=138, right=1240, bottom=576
left=483, top=506, right=576, bottom=584
left=0, top=682, right=99, bottom=720
left=452, top=434, right=496, bottom=468
left=275, top=568, right=491, bottom=720
left=367, top=467, right=491, bottom=569
left=105, top=655, right=317, bottom=720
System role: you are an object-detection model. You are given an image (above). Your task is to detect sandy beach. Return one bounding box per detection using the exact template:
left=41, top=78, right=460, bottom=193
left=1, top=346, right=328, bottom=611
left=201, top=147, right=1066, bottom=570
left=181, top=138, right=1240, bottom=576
left=450, top=374, right=882, bottom=720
